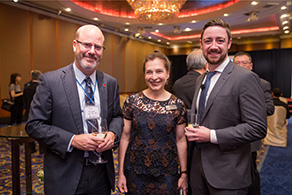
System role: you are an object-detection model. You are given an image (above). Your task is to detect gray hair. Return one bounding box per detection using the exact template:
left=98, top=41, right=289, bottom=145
left=31, top=70, right=42, bottom=80
left=186, top=48, right=207, bottom=71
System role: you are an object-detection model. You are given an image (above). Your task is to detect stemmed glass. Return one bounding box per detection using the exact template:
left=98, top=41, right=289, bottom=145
left=91, top=118, right=108, bottom=164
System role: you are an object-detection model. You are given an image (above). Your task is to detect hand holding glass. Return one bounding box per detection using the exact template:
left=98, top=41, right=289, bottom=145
left=91, top=118, right=108, bottom=164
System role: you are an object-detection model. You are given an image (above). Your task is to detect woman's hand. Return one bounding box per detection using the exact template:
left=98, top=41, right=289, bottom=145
left=117, top=173, right=128, bottom=193
left=178, top=173, right=188, bottom=195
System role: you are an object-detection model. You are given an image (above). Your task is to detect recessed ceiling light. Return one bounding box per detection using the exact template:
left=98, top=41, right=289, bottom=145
left=191, top=20, right=196, bottom=23
left=284, top=30, right=289, bottom=34
left=148, top=36, right=151, bottom=39
left=281, top=14, right=289, bottom=19
left=13, top=0, right=18, bottom=2
left=155, top=29, right=159, bottom=32
left=158, top=39, right=161, bottom=42
left=281, top=6, right=287, bottom=10
left=93, top=17, right=98, bottom=21
left=125, top=22, right=130, bottom=25
left=251, top=1, right=258, bottom=6
left=224, top=13, right=229, bottom=17
left=125, top=28, right=129, bottom=32
left=158, top=23, right=163, bottom=26
left=184, top=28, right=191, bottom=32
left=166, top=42, right=170, bottom=45
left=283, top=26, right=289, bottom=30
left=282, top=21, right=289, bottom=25
left=65, top=8, right=71, bottom=12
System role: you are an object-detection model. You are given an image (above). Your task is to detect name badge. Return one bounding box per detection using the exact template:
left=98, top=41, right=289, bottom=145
left=166, top=104, right=177, bottom=111
left=84, top=106, right=99, bottom=120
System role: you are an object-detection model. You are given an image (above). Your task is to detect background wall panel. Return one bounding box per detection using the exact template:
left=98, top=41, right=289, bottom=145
left=0, top=4, right=30, bottom=99
left=32, top=13, right=57, bottom=73
left=57, top=20, right=78, bottom=68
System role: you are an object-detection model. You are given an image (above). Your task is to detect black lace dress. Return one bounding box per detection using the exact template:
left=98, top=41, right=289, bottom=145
left=122, top=92, right=186, bottom=194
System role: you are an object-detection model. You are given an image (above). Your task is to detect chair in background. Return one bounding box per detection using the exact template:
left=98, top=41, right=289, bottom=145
left=264, top=106, right=288, bottom=147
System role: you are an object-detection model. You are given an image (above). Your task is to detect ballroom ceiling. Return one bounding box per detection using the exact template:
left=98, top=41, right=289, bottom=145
left=5, top=0, right=292, bottom=48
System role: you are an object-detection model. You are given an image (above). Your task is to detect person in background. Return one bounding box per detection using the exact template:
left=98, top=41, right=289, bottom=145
left=8, top=73, right=24, bottom=125
left=23, top=70, right=42, bottom=153
left=234, top=51, right=274, bottom=195
left=24, top=70, right=34, bottom=88
left=173, top=48, right=207, bottom=109
left=23, top=70, right=42, bottom=120
left=173, top=48, right=207, bottom=195
left=117, top=50, right=188, bottom=194
left=185, top=18, right=267, bottom=194
left=272, top=87, right=290, bottom=119
left=26, top=24, right=123, bottom=195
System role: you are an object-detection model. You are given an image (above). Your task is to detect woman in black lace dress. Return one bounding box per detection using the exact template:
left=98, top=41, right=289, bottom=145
left=117, top=51, right=188, bottom=194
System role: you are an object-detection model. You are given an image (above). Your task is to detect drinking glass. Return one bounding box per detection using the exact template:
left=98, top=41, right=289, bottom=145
left=91, top=118, right=108, bottom=164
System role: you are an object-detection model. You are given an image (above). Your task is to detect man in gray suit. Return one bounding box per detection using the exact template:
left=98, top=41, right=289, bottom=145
left=26, top=25, right=123, bottom=195
left=185, top=18, right=267, bottom=194
left=234, top=51, right=274, bottom=195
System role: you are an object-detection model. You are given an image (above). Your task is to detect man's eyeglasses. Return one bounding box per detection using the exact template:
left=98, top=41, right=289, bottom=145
left=234, top=61, right=251, bottom=65
left=76, top=40, right=105, bottom=52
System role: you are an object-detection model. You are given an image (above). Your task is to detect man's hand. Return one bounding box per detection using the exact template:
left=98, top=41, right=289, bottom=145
left=185, top=125, right=211, bottom=143
left=96, top=131, right=116, bottom=152
left=71, top=134, right=100, bottom=151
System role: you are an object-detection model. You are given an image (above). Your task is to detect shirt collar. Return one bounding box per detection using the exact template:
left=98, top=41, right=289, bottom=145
left=73, top=62, right=97, bottom=84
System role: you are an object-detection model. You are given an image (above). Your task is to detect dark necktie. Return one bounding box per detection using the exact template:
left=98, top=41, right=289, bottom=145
left=84, top=77, right=100, bottom=163
left=84, top=77, right=98, bottom=133
left=197, top=71, right=217, bottom=124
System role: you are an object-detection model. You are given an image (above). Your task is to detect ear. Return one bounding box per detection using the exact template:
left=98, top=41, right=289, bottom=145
left=73, top=40, right=77, bottom=52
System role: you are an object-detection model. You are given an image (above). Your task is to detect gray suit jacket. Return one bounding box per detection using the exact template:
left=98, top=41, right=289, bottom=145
left=191, top=61, right=267, bottom=189
left=26, top=64, right=123, bottom=195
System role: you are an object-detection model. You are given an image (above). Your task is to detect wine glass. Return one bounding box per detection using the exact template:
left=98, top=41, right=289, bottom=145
left=91, top=118, right=108, bottom=164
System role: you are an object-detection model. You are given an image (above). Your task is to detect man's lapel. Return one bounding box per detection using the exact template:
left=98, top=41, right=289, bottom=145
left=61, top=64, right=83, bottom=134
left=203, top=62, right=234, bottom=118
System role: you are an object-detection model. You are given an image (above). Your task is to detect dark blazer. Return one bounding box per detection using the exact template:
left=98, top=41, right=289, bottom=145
left=190, top=61, right=267, bottom=189
left=173, top=70, right=201, bottom=109
left=251, top=78, right=274, bottom=152
left=26, top=64, right=123, bottom=195
left=23, top=81, right=39, bottom=118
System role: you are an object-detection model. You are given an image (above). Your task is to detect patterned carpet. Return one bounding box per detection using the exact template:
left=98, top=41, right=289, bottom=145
left=0, top=133, right=268, bottom=195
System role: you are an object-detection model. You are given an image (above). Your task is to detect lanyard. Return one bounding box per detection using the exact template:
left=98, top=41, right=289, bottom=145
left=76, top=78, right=97, bottom=104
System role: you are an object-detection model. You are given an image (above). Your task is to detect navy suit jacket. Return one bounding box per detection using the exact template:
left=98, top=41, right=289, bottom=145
left=26, top=64, right=123, bottom=195
left=190, top=61, right=267, bottom=189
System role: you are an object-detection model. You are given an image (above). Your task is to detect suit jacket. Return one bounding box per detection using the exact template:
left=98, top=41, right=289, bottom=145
left=190, top=61, right=267, bottom=189
left=173, top=70, right=201, bottom=109
left=25, top=64, right=123, bottom=195
left=251, top=78, right=274, bottom=152
left=23, top=81, right=39, bottom=118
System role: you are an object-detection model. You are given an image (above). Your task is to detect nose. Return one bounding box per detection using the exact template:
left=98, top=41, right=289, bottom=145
left=210, top=40, right=217, bottom=49
left=151, top=72, right=158, bottom=79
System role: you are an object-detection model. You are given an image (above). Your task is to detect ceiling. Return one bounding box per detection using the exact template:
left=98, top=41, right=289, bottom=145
left=5, top=0, right=292, bottom=48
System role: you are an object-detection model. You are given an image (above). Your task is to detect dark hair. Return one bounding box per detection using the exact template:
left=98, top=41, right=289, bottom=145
left=142, top=50, right=171, bottom=73
left=201, top=18, right=231, bottom=43
left=272, top=87, right=283, bottom=97
left=234, top=51, right=252, bottom=62
left=9, top=73, right=21, bottom=85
